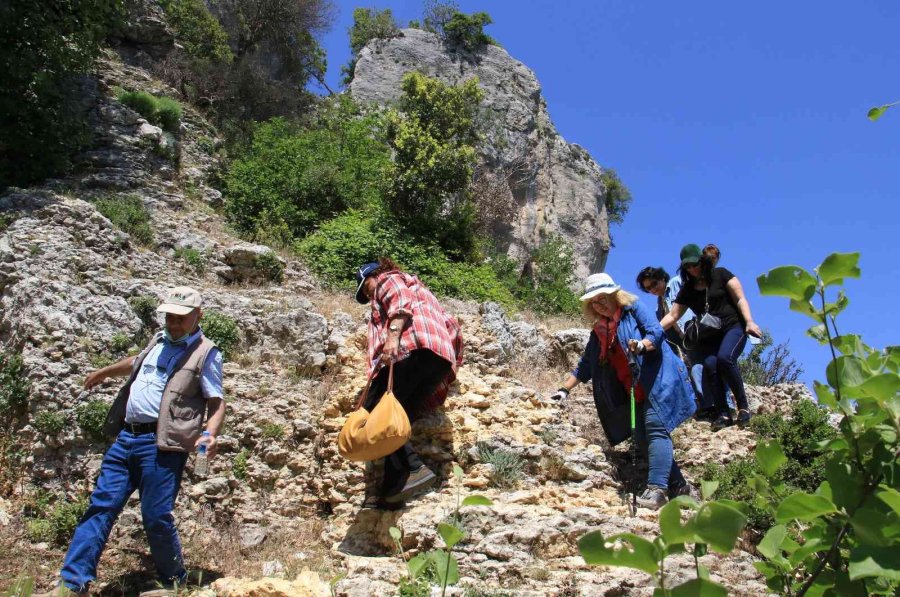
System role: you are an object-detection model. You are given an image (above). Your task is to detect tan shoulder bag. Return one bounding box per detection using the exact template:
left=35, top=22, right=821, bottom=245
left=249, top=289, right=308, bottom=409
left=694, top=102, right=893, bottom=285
left=338, top=362, right=411, bottom=461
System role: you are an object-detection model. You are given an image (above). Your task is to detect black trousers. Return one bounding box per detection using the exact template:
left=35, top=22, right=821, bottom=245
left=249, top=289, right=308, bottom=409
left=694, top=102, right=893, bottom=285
left=363, top=349, right=452, bottom=496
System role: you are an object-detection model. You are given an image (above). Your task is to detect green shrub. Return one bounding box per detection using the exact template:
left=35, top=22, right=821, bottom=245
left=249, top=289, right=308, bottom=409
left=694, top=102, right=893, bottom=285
left=738, top=330, right=803, bottom=386
left=0, top=212, right=18, bottom=233
left=600, top=169, right=631, bottom=226
left=442, top=11, right=497, bottom=51
left=33, top=411, right=66, bottom=435
left=233, top=448, right=249, bottom=480
left=94, top=195, right=154, bottom=246
left=476, top=442, right=523, bottom=489
left=75, top=400, right=109, bottom=443
left=0, top=351, right=30, bottom=421
left=295, top=210, right=516, bottom=307
left=174, top=247, right=207, bottom=275
left=116, top=89, right=182, bottom=133
left=384, top=72, right=483, bottom=257
left=26, top=498, right=87, bottom=545
left=0, top=0, right=123, bottom=189
left=343, top=7, right=400, bottom=82
left=128, top=295, right=159, bottom=330
left=159, top=0, right=232, bottom=63
left=109, top=332, right=132, bottom=354
left=524, top=235, right=580, bottom=315
left=262, top=423, right=285, bottom=440
left=256, top=251, right=284, bottom=284
left=202, top=311, right=240, bottom=361
left=225, top=100, right=391, bottom=240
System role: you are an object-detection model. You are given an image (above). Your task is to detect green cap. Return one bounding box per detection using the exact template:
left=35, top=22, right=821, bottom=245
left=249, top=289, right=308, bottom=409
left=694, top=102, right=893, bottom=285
left=679, top=243, right=702, bottom=267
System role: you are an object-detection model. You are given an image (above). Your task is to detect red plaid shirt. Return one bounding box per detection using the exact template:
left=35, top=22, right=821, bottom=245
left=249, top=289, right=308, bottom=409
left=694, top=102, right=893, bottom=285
left=367, top=270, right=463, bottom=408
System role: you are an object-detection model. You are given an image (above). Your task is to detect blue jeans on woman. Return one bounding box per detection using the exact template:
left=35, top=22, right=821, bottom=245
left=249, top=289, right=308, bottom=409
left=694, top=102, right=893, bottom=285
left=635, top=401, right=686, bottom=490
left=697, top=325, right=748, bottom=416
left=60, top=430, right=188, bottom=592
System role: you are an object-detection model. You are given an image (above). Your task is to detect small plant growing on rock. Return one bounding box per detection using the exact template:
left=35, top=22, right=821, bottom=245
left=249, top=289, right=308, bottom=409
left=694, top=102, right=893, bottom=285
left=476, top=442, right=523, bottom=489
left=33, top=410, right=66, bottom=435
left=116, top=89, right=182, bottom=133
left=390, top=465, right=492, bottom=597
left=174, top=247, right=207, bottom=275
left=255, top=251, right=284, bottom=284
left=201, top=311, right=240, bottom=361
left=75, top=399, right=109, bottom=443
left=0, top=351, right=30, bottom=421
left=94, top=195, right=155, bottom=247
left=128, top=295, right=160, bottom=331
left=233, top=448, right=249, bottom=480
left=26, top=497, right=88, bottom=545
left=262, top=423, right=284, bottom=440
left=109, top=332, right=132, bottom=354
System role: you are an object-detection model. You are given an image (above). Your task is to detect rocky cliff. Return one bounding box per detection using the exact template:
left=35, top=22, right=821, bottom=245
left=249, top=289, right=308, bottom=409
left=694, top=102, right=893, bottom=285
left=349, top=28, right=611, bottom=279
left=0, top=39, right=808, bottom=597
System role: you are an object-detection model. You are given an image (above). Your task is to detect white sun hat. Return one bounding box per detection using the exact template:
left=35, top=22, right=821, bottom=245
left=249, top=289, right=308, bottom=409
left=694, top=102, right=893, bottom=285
left=578, top=273, right=621, bottom=302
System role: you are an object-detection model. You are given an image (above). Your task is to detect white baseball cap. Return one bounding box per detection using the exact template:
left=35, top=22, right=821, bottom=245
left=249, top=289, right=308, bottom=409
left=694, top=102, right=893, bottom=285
left=156, top=286, right=203, bottom=315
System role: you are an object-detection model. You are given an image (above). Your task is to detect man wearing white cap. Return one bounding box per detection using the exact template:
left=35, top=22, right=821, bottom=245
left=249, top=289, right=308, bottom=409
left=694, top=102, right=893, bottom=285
left=40, top=287, right=224, bottom=597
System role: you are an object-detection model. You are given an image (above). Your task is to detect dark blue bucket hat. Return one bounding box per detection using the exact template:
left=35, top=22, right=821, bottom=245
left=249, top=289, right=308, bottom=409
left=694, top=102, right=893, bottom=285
left=355, top=262, right=379, bottom=304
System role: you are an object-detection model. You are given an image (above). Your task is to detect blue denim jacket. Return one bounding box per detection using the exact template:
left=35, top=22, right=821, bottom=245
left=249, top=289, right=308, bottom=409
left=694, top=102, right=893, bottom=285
left=573, top=300, right=696, bottom=446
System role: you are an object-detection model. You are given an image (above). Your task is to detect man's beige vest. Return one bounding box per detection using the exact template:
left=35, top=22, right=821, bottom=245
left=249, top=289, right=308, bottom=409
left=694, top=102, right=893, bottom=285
left=103, top=332, right=218, bottom=453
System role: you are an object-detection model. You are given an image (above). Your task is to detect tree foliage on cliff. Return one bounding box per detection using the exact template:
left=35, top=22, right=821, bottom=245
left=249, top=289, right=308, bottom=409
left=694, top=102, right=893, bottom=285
left=343, top=7, right=400, bottom=83
left=384, top=72, right=484, bottom=258
left=0, top=0, right=124, bottom=189
left=600, top=169, right=631, bottom=226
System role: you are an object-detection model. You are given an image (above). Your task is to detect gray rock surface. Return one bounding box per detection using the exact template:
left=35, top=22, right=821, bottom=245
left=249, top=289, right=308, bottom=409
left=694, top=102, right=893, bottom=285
left=349, top=28, right=612, bottom=279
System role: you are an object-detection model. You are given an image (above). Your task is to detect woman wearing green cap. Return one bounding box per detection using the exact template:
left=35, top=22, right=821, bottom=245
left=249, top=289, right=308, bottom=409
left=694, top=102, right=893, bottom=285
left=659, top=244, right=762, bottom=430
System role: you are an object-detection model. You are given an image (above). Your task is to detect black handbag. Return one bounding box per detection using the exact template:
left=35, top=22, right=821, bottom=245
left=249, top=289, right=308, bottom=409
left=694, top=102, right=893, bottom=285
left=683, top=288, right=722, bottom=350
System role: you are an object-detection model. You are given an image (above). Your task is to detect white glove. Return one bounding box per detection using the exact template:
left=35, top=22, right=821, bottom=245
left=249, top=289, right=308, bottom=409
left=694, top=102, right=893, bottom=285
left=549, top=388, right=569, bottom=401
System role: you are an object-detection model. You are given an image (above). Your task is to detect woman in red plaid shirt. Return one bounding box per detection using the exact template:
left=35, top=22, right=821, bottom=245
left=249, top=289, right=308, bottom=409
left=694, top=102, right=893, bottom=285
left=354, top=258, right=463, bottom=509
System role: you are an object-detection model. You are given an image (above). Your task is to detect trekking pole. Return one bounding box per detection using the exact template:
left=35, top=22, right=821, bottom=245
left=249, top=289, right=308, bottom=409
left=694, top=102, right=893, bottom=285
left=626, top=344, right=641, bottom=516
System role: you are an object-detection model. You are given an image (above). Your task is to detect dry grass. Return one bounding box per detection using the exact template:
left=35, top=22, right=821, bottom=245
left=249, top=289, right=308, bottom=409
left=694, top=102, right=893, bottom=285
left=307, top=289, right=366, bottom=320
left=514, top=309, right=584, bottom=334
left=507, top=354, right=568, bottom=397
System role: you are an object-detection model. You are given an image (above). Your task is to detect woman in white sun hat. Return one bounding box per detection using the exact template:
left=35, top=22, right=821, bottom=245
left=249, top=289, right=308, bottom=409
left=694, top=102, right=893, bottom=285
left=548, top=272, right=697, bottom=510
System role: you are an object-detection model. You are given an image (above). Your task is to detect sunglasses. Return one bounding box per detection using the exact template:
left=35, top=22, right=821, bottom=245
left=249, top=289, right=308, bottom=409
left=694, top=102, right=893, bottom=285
left=642, top=279, right=662, bottom=292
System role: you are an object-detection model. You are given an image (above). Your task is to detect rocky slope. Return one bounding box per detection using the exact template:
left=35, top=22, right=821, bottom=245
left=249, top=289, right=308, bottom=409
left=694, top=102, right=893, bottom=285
left=0, top=46, right=813, bottom=597
left=349, top=28, right=612, bottom=279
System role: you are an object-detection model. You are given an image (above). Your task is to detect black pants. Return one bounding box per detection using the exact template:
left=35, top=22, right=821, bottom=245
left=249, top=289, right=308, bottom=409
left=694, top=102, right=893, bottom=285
left=363, top=349, right=452, bottom=496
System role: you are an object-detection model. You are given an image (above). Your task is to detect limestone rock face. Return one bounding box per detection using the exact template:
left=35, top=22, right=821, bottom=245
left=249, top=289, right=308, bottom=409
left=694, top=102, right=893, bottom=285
left=349, top=29, right=611, bottom=278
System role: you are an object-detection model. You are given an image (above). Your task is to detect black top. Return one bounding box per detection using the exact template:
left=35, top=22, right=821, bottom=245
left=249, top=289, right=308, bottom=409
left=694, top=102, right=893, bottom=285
left=675, top=267, right=743, bottom=330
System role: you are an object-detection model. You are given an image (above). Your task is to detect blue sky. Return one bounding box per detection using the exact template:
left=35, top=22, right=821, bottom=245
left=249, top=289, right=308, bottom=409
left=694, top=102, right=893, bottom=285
left=315, top=1, right=899, bottom=386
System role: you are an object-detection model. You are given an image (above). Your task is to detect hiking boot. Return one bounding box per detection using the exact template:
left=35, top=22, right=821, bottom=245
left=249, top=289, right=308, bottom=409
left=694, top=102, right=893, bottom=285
left=636, top=485, right=668, bottom=510
left=361, top=493, right=404, bottom=511
left=384, top=466, right=437, bottom=504
left=710, top=414, right=734, bottom=432
left=669, top=482, right=701, bottom=501
left=33, top=586, right=88, bottom=597
left=694, top=407, right=718, bottom=422
left=736, top=409, right=752, bottom=427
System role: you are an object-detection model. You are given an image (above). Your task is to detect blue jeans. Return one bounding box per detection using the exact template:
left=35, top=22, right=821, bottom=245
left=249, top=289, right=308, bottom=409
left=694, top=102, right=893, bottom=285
left=697, top=325, right=748, bottom=415
left=635, top=401, right=686, bottom=490
left=61, top=430, right=188, bottom=592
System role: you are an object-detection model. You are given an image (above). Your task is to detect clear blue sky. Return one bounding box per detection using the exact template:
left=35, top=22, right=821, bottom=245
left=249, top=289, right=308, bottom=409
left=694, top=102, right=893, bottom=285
left=315, top=1, right=899, bottom=386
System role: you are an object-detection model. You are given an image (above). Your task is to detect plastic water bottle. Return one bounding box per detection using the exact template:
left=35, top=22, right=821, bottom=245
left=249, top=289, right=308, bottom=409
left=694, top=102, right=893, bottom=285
left=195, top=431, right=210, bottom=477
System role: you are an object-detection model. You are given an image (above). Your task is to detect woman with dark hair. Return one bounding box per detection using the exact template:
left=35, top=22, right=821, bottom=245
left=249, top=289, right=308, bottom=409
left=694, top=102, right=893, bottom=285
left=353, top=257, right=463, bottom=509
left=659, top=244, right=762, bottom=429
left=636, top=267, right=707, bottom=415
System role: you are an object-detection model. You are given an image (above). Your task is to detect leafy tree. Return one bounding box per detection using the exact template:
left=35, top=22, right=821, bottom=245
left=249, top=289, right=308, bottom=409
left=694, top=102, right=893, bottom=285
left=442, top=11, right=496, bottom=52
left=159, top=0, right=233, bottom=62
left=225, top=97, right=391, bottom=239
left=526, top=235, right=580, bottom=314
left=0, top=0, right=124, bottom=189
left=384, top=72, right=484, bottom=257
left=600, top=169, right=631, bottom=226
left=739, top=330, right=803, bottom=386
left=343, top=7, right=400, bottom=83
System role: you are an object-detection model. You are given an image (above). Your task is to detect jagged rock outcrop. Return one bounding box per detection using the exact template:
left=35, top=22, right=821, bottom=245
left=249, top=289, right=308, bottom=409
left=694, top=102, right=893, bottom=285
left=349, top=28, right=611, bottom=279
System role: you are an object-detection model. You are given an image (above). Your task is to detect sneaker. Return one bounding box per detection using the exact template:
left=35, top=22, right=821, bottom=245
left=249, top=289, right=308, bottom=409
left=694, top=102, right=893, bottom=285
left=384, top=466, right=437, bottom=504
left=361, top=493, right=404, bottom=511
left=694, top=407, right=718, bottom=422
left=635, top=485, right=668, bottom=510
left=710, top=414, right=734, bottom=432
left=736, top=409, right=752, bottom=426
left=668, top=482, right=701, bottom=501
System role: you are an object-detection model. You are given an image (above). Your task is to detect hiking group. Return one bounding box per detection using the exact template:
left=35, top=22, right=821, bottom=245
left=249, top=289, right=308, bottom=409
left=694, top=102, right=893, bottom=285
left=38, top=244, right=761, bottom=596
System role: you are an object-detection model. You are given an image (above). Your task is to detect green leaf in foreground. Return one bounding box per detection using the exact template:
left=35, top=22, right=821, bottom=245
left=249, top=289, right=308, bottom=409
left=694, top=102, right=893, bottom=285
left=669, top=577, right=729, bottom=597
left=461, top=495, right=493, bottom=506
left=578, top=531, right=659, bottom=574
left=693, top=502, right=747, bottom=554
left=407, top=553, right=429, bottom=579
left=438, top=523, right=464, bottom=550
left=816, top=252, right=861, bottom=286
left=775, top=492, right=837, bottom=523
left=848, top=546, right=900, bottom=581
left=868, top=105, right=889, bottom=121
left=757, top=265, right=816, bottom=301
left=429, top=549, right=459, bottom=586
left=755, top=439, right=787, bottom=477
